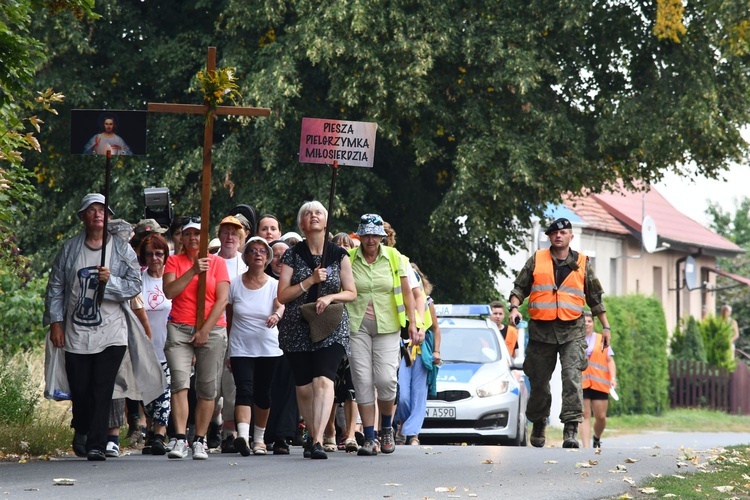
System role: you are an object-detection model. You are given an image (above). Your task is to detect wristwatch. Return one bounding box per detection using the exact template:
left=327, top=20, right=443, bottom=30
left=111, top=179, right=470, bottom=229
left=508, top=305, right=518, bottom=311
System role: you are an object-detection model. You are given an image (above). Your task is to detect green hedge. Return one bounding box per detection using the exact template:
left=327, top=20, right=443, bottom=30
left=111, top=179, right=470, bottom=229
left=0, top=273, right=47, bottom=356
left=603, top=295, right=670, bottom=416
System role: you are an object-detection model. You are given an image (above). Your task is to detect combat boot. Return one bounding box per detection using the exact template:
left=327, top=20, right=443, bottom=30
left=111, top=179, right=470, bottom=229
left=562, top=422, right=579, bottom=448
left=530, top=420, right=546, bottom=448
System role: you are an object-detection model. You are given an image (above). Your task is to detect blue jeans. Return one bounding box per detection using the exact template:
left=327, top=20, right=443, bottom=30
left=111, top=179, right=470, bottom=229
left=395, top=354, right=429, bottom=436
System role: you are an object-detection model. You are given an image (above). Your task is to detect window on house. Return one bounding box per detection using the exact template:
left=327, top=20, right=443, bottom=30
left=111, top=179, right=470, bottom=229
left=653, top=266, right=663, bottom=303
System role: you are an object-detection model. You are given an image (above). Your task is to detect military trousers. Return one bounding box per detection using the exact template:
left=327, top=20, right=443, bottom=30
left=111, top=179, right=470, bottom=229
left=523, top=338, right=587, bottom=424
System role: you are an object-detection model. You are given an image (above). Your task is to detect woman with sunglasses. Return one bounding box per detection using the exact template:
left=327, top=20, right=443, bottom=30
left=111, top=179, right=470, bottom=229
left=210, top=215, right=249, bottom=451
left=347, top=213, right=418, bottom=456
left=226, top=237, right=285, bottom=456
left=163, top=217, right=230, bottom=460
left=277, top=201, right=357, bottom=459
left=138, top=233, right=173, bottom=455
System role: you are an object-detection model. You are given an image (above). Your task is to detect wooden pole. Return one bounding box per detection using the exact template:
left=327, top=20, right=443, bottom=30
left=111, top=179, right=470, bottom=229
left=320, top=160, right=339, bottom=267
left=97, top=149, right=112, bottom=306
left=195, top=47, right=216, bottom=329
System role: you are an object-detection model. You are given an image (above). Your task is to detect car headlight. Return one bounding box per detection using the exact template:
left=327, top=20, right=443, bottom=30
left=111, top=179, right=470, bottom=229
left=476, top=377, right=510, bottom=398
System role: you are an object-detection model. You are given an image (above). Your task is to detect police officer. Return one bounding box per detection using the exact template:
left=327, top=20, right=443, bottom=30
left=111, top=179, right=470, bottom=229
left=508, top=218, right=611, bottom=448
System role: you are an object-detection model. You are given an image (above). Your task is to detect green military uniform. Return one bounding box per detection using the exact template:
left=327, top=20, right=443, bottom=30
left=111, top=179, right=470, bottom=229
left=510, top=249, right=606, bottom=424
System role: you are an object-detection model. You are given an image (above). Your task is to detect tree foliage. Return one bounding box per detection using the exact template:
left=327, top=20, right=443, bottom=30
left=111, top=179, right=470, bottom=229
left=706, top=197, right=750, bottom=358
left=1, top=0, right=97, bottom=264
left=700, top=316, right=736, bottom=371
left=18, top=0, right=750, bottom=303
left=669, top=316, right=707, bottom=362
left=605, top=295, right=670, bottom=416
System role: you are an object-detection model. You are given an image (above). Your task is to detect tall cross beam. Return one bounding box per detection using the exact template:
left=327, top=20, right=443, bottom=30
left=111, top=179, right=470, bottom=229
left=148, top=46, right=270, bottom=328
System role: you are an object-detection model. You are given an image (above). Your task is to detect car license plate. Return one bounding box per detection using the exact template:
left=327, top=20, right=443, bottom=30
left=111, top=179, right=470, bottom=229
left=426, top=407, right=456, bottom=419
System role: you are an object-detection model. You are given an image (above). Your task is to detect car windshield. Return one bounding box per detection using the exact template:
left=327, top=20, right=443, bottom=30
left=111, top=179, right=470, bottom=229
left=439, top=327, right=502, bottom=364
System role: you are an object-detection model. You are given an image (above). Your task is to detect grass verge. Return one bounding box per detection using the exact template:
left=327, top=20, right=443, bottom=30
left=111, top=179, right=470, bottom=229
left=622, top=445, right=750, bottom=499
left=0, top=346, right=73, bottom=460
left=608, top=409, right=750, bottom=434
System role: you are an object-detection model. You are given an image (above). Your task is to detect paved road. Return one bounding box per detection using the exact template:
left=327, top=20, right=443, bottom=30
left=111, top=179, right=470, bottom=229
left=1, top=432, right=748, bottom=499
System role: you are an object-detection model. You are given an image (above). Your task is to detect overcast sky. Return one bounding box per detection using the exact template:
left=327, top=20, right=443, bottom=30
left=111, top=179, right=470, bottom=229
left=654, top=163, right=749, bottom=227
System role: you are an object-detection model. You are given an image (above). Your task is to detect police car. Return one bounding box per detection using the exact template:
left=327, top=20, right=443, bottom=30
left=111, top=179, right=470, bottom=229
left=419, top=304, right=529, bottom=446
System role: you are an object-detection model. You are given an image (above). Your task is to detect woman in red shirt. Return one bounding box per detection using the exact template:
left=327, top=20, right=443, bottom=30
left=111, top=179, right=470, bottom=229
left=163, top=218, right=230, bottom=460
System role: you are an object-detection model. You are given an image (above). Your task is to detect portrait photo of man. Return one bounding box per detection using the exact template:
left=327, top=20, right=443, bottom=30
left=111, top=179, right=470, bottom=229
left=71, top=109, right=147, bottom=156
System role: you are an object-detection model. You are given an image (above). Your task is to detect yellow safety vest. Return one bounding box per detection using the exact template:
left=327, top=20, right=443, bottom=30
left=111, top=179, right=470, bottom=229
left=349, top=246, right=406, bottom=327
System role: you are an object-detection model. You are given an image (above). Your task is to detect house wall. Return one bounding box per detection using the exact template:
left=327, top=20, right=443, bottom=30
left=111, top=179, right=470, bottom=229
left=619, top=238, right=717, bottom=333
left=578, top=231, right=624, bottom=296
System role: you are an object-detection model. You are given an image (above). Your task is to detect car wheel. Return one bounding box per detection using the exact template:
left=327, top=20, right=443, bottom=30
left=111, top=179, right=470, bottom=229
left=519, top=415, right=528, bottom=446
left=509, top=407, right=527, bottom=447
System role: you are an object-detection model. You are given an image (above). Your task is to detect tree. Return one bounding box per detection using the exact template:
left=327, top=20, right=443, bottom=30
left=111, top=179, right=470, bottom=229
left=706, top=197, right=750, bottom=358
left=21, top=0, right=750, bottom=303
left=1, top=1, right=97, bottom=266
left=700, top=316, right=736, bottom=371
left=670, top=316, right=707, bottom=362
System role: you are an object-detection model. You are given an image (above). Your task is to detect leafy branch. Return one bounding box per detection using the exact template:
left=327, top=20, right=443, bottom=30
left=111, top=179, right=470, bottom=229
left=196, top=67, right=242, bottom=124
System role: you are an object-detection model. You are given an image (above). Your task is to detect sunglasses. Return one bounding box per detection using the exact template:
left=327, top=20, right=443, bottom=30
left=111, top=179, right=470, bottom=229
left=187, top=216, right=201, bottom=224
left=361, top=215, right=383, bottom=226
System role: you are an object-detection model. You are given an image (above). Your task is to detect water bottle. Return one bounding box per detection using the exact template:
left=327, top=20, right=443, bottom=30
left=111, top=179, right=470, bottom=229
left=516, top=320, right=528, bottom=360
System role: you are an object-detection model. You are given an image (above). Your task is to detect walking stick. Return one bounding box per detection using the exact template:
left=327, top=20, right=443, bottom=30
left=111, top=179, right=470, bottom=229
left=320, top=160, right=340, bottom=267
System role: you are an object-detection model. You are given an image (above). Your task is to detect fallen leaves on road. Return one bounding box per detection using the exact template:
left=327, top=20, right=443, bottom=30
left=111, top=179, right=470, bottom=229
left=435, top=486, right=457, bottom=493
left=672, top=474, right=685, bottom=479
left=639, top=487, right=658, bottom=494
left=383, top=483, right=401, bottom=487
left=53, top=478, right=76, bottom=486
left=609, top=464, right=627, bottom=473
left=624, top=457, right=640, bottom=463
left=481, top=459, right=493, bottom=464
left=575, top=460, right=598, bottom=469
left=543, top=460, right=558, bottom=464
left=623, top=476, right=635, bottom=486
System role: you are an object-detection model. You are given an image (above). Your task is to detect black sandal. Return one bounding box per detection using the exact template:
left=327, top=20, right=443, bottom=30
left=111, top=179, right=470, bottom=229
left=273, top=440, right=290, bottom=455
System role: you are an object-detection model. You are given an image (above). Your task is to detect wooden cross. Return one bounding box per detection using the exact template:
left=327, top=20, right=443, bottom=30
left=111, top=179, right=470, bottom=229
left=148, top=46, right=270, bottom=328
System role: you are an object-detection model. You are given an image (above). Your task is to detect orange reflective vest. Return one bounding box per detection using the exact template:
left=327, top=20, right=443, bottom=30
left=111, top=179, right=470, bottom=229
left=582, top=334, right=611, bottom=393
left=503, top=325, right=518, bottom=357
left=528, top=249, right=586, bottom=321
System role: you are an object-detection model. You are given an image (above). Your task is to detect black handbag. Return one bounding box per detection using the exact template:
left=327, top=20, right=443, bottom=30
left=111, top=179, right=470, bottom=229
left=400, top=320, right=411, bottom=340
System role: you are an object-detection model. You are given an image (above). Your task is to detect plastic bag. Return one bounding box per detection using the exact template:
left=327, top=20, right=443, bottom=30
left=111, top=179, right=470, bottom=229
left=44, top=332, right=71, bottom=401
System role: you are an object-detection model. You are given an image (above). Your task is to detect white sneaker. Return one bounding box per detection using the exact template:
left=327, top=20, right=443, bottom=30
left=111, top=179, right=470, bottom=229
left=165, top=437, right=178, bottom=452
left=168, top=439, right=188, bottom=459
left=192, top=440, right=208, bottom=460
left=105, top=441, right=120, bottom=458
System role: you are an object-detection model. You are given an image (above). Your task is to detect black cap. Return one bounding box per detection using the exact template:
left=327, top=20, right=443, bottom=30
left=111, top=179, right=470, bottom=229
left=544, top=218, right=572, bottom=235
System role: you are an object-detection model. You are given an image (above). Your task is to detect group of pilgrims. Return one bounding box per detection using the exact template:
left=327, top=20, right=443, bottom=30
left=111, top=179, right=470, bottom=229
left=44, top=194, right=441, bottom=461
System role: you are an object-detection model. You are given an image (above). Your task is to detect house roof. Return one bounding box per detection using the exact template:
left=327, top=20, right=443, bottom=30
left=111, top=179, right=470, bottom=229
left=586, top=187, right=743, bottom=257
left=544, top=203, right=585, bottom=225
left=562, top=195, right=631, bottom=235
